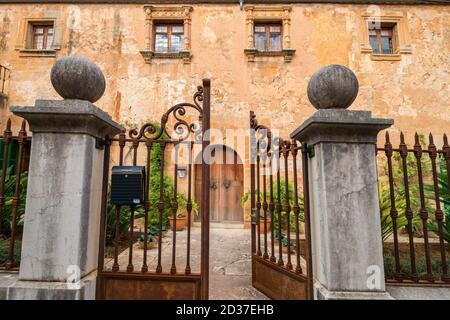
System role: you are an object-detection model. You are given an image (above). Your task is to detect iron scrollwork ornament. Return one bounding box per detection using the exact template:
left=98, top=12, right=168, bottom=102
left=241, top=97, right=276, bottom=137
left=129, top=85, right=204, bottom=142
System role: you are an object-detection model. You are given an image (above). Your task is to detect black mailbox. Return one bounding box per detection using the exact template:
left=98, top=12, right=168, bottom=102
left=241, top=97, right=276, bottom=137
left=110, top=166, right=146, bottom=205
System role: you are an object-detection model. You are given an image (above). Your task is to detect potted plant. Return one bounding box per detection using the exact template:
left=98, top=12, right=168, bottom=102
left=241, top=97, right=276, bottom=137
left=168, top=193, right=199, bottom=231
left=137, top=233, right=156, bottom=250
left=281, top=238, right=295, bottom=254
left=259, top=216, right=272, bottom=235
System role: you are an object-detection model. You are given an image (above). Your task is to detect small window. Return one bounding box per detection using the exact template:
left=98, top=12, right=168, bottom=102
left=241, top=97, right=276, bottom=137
left=31, top=24, right=54, bottom=50
left=368, top=25, right=396, bottom=54
left=154, top=23, right=184, bottom=53
left=254, top=23, right=282, bottom=52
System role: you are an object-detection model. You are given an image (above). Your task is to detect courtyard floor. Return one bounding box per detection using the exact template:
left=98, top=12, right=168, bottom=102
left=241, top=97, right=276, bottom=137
left=105, top=226, right=269, bottom=300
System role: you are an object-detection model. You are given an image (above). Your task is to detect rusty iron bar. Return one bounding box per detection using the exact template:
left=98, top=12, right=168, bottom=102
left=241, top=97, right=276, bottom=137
left=156, top=142, right=166, bottom=274
left=428, top=133, right=449, bottom=282
left=256, top=141, right=262, bottom=256
left=276, top=138, right=284, bottom=267
left=0, top=119, right=12, bottom=236
left=385, top=132, right=402, bottom=281
left=249, top=112, right=256, bottom=256
left=291, top=141, right=302, bottom=274
left=6, top=120, right=27, bottom=270
left=185, top=142, right=193, bottom=275
left=142, top=141, right=152, bottom=273
left=413, top=133, right=434, bottom=282
left=112, top=132, right=126, bottom=272
left=97, top=136, right=111, bottom=273
left=126, top=137, right=139, bottom=273
left=200, top=78, right=211, bottom=300
left=171, top=144, right=179, bottom=275
left=112, top=205, right=122, bottom=272
left=127, top=205, right=135, bottom=272
left=399, top=132, right=418, bottom=282
left=283, top=140, right=293, bottom=271
left=301, top=142, right=314, bottom=298
left=443, top=134, right=450, bottom=282
left=262, top=156, right=269, bottom=259
left=269, top=152, right=276, bottom=263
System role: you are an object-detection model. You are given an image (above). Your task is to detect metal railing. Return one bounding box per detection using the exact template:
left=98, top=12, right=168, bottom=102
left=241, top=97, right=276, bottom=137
left=0, top=119, right=31, bottom=271
left=377, top=132, right=450, bottom=286
left=249, top=111, right=313, bottom=299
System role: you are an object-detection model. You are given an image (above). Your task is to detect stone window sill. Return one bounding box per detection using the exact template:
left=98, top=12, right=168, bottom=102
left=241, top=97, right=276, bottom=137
left=140, top=50, right=192, bottom=64
left=370, top=53, right=401, bottom=61
left=244, top=48, right=295, bottom=63
left=18, top=49, right=57, bottom=57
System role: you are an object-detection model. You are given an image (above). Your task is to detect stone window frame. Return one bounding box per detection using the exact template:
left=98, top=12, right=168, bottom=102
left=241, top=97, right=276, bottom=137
left=360, top=13, right=412, bottom=61
left=244, top=6, right=295, bottom=63
left=15, top=14, right=62, bottom=58
left=140, top=6, right=193, bottom=64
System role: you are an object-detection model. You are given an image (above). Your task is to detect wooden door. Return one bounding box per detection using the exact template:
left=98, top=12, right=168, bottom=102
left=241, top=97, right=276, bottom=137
left=195, top=146, right=243, bottom=223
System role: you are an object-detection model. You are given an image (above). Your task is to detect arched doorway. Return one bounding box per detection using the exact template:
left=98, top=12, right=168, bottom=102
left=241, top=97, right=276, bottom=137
left=195, top=145, right=244, bottom=223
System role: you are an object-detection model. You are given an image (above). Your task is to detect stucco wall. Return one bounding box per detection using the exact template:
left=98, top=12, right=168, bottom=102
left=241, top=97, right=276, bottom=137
left=0, top=3, right=449, bottom=224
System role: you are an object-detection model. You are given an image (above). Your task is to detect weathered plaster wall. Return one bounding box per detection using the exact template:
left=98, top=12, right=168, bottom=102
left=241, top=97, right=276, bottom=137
left=0, top=3, right=448, bottom=224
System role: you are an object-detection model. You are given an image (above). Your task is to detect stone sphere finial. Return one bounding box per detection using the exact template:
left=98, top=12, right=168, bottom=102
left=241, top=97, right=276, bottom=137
left=307, top=64, right=359, bottom=110
left=51, top=55, right=106, bottom=103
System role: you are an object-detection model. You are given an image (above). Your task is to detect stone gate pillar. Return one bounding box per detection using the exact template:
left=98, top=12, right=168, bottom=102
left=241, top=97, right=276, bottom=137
left=290, top=65, right=393, bottom=299
left=3, top=56, right=122, bottom=299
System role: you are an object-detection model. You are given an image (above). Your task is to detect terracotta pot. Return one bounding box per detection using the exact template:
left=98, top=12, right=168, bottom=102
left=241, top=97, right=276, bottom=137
left=259, top=219, right=272, bottom=234
left=169, top=215, right=187, bottom=231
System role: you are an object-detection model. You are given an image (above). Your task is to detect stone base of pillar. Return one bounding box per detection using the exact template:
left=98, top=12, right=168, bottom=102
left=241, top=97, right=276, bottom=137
left=0, top=272, right=96, bottom=300
left=314, top=282, right=393, bottom=300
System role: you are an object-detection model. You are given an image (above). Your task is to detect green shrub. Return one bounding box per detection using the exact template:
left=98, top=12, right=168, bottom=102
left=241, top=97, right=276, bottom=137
left=0, top=166, right=28, bottom=235
left=0, top=238, right=21, bottom=267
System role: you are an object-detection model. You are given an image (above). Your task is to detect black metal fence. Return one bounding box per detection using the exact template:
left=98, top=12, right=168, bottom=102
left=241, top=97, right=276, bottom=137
left=377, top=132, right=450, bottom=286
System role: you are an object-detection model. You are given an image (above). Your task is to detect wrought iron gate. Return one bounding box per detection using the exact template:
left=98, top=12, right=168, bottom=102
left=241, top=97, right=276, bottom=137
left=249, top=111, right=313, bottom=300
left=96, top=80, right=210, bottom=300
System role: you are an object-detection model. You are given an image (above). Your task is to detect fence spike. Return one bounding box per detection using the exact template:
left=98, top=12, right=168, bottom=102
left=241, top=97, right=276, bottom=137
left=3, top=118, right=12, bottom=136
left=429, top=132, right=434, bottom=145
left=444, top=133, right=449, bottom=146
left=19, top=120, right=27, bottom=136
left=385, top=131, right=390, bottom=143
left=400, top=131, right=405, bottom=144
left=414, top=132, right=420, bottom=144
